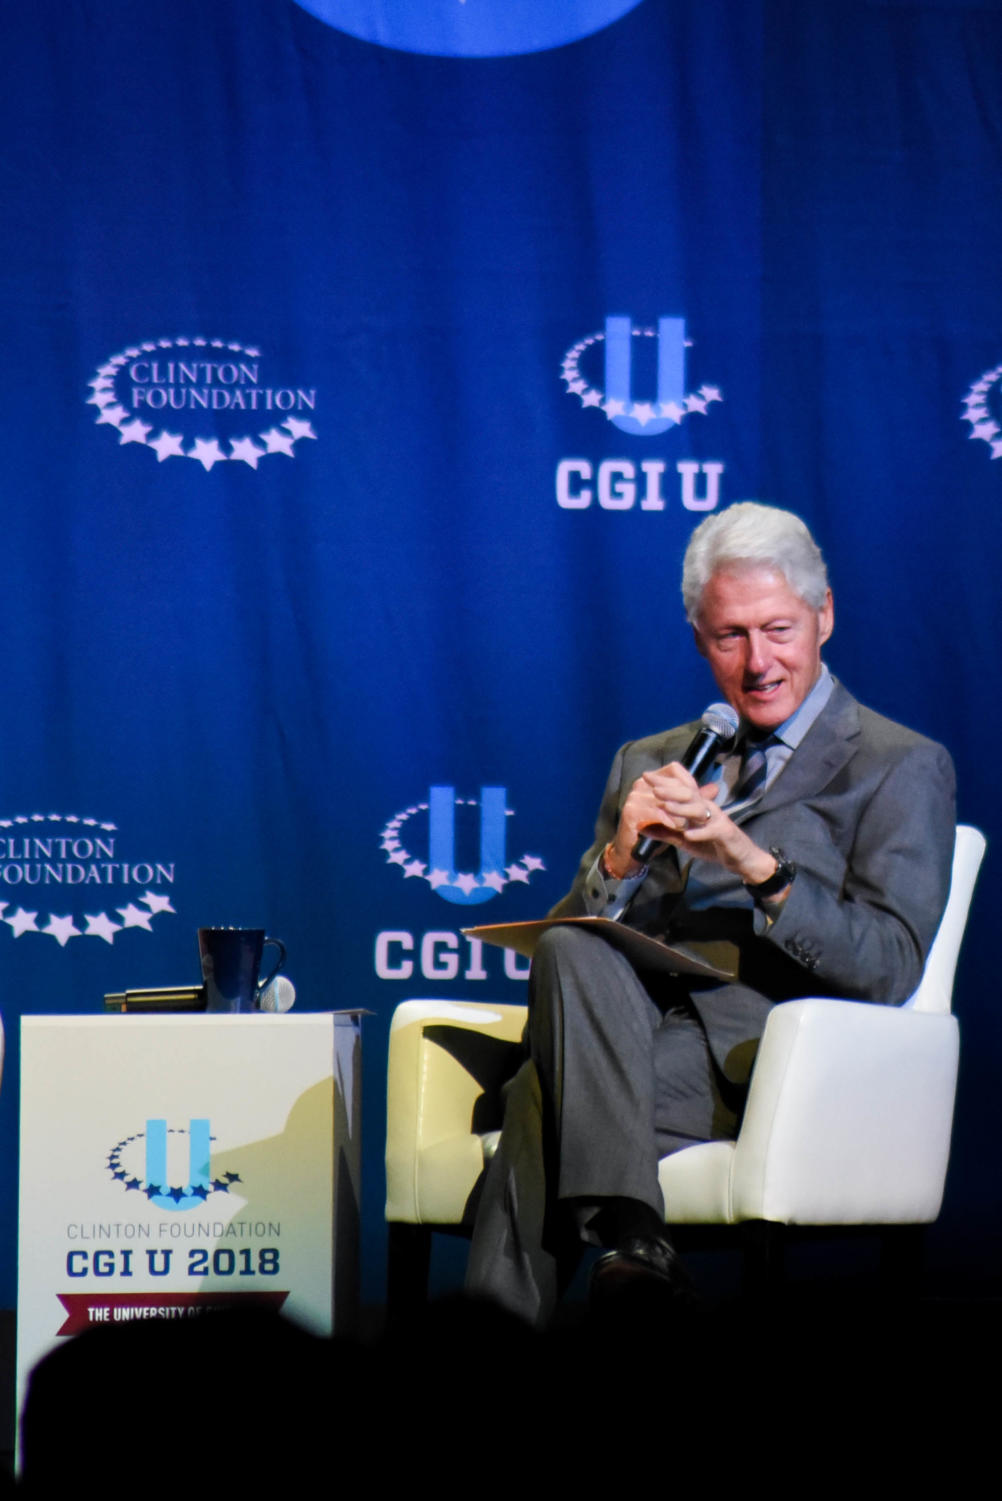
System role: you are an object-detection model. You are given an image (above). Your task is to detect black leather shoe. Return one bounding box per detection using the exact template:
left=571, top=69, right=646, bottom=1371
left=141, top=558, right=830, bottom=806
left=589, top=1234, right=698, bottom=1310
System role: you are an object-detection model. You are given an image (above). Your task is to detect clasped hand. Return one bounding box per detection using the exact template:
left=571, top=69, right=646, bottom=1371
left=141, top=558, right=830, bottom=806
left=604, top=761, right=776, bottom=886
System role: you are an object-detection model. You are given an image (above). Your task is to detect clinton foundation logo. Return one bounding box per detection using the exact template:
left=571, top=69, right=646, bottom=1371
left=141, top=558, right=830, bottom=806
left=0, top=812, right=175, bottom=946
left=557, top=316, right=725, bottom=515
left=87, top=337, right=317, bottom=471
left=961, top=362, right=1002, bottom=460
left=58, top=1117, right=283, bottom=1327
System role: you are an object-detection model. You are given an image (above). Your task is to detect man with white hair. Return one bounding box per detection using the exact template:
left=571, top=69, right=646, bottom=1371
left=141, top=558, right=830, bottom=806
left=466, top=502, right=956, bottom=1324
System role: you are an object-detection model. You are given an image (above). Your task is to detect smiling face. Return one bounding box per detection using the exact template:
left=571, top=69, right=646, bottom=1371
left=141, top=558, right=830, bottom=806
left=692, top=564, right=834, bottom=731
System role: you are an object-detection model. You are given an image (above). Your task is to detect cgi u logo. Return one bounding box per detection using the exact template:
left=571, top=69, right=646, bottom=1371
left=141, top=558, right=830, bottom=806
left=604, top=315, right=686, bottom=436
left=429, top=785, right=507, bottom=907
left=289, top=1, right=644, bottom=59
left=145, top=1118, right=211, bottom=1212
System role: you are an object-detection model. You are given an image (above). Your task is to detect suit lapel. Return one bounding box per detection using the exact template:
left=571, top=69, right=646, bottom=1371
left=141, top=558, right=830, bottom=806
left=657, top=723, right=701, bottom=765
left=730, top=681, right=861, bottom=825
left=639, top=685, right=860, bottom=838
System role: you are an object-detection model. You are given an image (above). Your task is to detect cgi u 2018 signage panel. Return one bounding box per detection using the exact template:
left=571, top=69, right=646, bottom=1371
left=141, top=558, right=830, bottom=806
left=17, top=1013, right=361, bottom=1425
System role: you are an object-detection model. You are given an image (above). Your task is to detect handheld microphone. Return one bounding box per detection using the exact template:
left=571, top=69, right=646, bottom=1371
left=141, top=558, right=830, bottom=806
left=631, top=701, right=740, bottom=863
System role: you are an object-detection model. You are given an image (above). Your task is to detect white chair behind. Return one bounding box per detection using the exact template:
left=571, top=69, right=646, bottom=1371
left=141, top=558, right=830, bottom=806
left=385, top=826, right=985, bottom=1306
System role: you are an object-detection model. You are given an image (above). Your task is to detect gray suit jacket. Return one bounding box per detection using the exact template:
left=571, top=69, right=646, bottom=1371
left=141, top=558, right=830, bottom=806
left=550, top=682, right=956, bottom=1084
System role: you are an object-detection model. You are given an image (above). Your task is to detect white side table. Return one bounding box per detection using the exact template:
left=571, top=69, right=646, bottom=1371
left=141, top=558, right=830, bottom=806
left=17, top=1011, right=361, bottom=1427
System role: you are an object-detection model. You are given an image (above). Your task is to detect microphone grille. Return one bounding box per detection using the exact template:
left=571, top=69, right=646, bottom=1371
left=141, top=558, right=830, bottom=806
left=701, top=702, right=740, bottom=746
left=259, top=975, right=296, bottom=1013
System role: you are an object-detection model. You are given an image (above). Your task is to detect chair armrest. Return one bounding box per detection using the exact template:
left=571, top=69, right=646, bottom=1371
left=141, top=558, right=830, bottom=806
left=385, top=999, right=527, bottom=1224
left=731, top=998, right=959, bottom=1224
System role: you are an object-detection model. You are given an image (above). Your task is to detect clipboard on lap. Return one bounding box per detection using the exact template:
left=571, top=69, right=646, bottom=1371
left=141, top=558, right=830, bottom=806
left=463, top=916, right=737, bottom=983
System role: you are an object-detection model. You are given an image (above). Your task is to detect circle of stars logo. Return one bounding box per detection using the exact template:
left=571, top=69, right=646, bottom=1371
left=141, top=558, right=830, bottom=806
left=0, top=811, right=175, bottom=947
left=961, top=364, right=1002, bottom=459
left=380, top=795, right=545, bottom=900
left=561, top=325, right=723, bottom=429
left=86, top=336, right=318, bottom=471
left=289, top=0, right=644, bottom=59
left=106, top=1127, right=241, bottom=1207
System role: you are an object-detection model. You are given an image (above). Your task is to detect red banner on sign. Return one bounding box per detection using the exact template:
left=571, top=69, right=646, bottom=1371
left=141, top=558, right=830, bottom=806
left=56, top=1290, right=289, bottom=1335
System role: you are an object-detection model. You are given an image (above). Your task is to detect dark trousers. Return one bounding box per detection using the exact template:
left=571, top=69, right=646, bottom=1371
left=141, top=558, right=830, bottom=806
left=465, top=924, right=739, bottom=1325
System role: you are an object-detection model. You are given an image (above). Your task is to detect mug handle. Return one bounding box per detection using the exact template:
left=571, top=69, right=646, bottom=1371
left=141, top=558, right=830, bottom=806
left=257, top=936, right=286, bottom=995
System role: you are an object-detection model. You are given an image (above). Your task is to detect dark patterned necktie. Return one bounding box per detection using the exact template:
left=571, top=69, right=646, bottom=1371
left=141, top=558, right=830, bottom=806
left=724, top=736, right=773, bottom=817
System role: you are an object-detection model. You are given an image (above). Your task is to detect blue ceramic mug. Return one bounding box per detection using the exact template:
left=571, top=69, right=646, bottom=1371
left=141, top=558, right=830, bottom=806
left=197, top=928, right=287, bottom=1013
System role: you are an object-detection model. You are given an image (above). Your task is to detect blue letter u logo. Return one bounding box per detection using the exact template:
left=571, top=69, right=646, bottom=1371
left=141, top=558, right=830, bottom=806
left=145, top=1119, right=211, bottom=1212
left=605, top=316, right=686, bottom=436
left=428, top=786, right=507, bottom=905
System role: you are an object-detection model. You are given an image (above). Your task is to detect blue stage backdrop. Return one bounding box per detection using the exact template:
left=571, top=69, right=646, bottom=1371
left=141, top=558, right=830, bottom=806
left=0, top=0, right=1000, bottom=1307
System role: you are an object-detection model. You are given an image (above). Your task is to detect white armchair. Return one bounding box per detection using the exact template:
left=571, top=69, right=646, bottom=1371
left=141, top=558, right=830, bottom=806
left=385, top=826, right=985, bottom=1306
